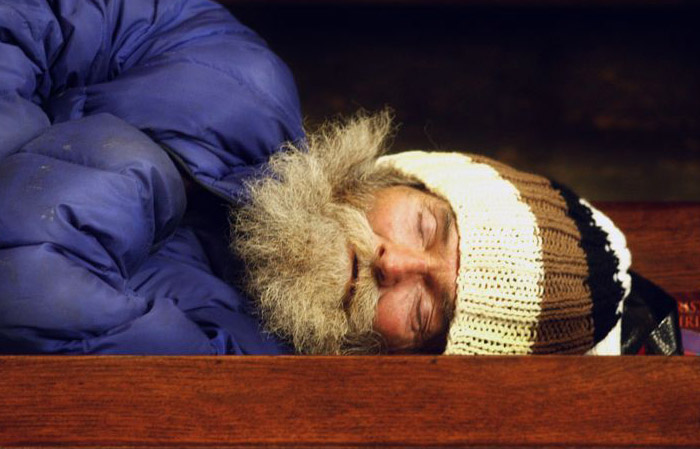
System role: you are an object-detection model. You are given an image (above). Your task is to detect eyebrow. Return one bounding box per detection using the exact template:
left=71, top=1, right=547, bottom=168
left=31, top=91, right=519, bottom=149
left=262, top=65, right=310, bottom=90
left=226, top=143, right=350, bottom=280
left=442, top=207, right=452, bottom=246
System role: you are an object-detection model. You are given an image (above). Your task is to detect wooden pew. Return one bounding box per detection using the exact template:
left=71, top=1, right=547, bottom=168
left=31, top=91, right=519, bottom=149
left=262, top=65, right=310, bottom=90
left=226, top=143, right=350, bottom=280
left=1, top=202, right=699, bottom=448
left=597, top=202, right=700, bottom=303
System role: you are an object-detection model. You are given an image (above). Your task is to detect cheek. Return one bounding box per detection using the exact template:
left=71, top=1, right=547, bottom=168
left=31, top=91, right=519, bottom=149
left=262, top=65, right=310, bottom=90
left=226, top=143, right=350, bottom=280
left=373, top=288, right=412, bottom=347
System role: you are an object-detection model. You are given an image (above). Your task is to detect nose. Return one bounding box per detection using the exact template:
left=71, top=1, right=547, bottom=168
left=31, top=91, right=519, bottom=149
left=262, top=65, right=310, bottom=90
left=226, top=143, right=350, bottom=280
left=373, top=241, right=428, bottom=287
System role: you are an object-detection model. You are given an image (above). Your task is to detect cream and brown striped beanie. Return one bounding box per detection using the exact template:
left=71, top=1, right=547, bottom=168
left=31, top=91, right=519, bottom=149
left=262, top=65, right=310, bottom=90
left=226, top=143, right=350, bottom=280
left=377, top=151, right=632, bottom=355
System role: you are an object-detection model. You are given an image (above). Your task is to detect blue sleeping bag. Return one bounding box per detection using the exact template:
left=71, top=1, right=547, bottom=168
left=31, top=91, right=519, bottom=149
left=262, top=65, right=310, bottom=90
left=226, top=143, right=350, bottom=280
left=0, top=0, right=305, bottom=354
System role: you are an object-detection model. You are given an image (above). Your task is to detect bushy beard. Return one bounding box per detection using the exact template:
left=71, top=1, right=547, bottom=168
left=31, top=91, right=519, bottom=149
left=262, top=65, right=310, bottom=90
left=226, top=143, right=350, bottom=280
left=230, top=113, right=400, bottom=354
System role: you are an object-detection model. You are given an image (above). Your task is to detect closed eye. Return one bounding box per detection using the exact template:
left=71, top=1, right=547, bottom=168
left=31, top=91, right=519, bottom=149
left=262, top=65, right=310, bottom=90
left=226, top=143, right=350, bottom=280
left=417, top=206, right=437, bottom=248
left=417, top=210, right=425, bottom=245
left=424, top=206, right=438, bottom=248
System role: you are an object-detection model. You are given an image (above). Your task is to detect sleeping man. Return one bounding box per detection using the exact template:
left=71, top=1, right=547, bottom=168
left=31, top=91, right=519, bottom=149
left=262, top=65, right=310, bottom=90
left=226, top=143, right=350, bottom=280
left=0, top=0, right=679, bottom=355
left=232, top=112, right=635, bottom=356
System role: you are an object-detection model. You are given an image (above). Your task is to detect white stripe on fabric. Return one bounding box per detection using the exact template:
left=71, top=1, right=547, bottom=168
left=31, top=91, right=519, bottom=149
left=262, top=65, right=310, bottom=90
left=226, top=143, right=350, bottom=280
left=579, top=199, right=633, bottom=300
left=378, top=151, right=544, bottom=354
left=579, top=199, right=631, bottom=356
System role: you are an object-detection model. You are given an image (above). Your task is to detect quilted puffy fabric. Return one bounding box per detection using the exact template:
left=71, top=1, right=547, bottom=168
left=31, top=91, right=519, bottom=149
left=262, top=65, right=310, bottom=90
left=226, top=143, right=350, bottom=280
left=0, top=0, right=304, bottom=353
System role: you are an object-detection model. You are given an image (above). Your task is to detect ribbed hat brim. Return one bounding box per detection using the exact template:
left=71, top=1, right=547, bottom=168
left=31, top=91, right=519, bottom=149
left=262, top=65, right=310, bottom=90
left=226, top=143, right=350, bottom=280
left=377, top=151, right=631, bottom=355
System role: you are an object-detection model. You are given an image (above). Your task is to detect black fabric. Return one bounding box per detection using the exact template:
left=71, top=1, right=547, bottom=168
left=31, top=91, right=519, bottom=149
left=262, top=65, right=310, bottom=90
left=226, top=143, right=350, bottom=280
left=550, top=181, right=625, bottom=343
left=182, top=180, right=242, bottom=282
left=621, top=272, right=683, bottom=355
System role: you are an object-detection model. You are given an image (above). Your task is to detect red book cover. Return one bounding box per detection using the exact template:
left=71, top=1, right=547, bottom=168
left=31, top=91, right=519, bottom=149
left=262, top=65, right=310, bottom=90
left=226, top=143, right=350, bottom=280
left=676, top=292, right=700, bottom=356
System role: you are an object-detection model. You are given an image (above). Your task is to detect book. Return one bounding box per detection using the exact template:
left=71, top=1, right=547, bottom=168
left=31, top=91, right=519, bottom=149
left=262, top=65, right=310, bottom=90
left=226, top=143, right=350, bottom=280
left=675, top=292, right=700, bottom=356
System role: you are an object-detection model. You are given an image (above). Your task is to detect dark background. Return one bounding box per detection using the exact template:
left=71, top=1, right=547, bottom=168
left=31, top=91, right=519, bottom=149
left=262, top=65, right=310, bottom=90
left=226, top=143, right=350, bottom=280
left=224, top=1, right=699, bottom=200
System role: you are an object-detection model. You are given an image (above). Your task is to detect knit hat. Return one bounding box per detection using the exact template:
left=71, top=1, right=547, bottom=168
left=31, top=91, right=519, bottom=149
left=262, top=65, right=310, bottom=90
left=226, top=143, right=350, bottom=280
left=376, top=151, right=632, bottom=355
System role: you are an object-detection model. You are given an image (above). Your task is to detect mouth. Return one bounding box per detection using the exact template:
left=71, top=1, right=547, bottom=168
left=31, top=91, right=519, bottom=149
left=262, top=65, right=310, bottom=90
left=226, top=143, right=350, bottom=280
left=343, top=249, right=359, bottom=309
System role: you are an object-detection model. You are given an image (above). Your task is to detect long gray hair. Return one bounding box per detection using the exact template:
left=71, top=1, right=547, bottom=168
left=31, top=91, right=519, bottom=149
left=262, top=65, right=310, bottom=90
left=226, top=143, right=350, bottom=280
left=231, top=110, right=424, bottom=354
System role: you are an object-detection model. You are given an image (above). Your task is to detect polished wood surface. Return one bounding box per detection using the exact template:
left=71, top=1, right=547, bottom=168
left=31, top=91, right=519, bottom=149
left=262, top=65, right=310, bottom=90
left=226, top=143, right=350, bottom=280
left=1, top=202, right=698, bottom=448
left=1, top=356, right=699, bottom=448
left=596, top=202, right=700, bottom=299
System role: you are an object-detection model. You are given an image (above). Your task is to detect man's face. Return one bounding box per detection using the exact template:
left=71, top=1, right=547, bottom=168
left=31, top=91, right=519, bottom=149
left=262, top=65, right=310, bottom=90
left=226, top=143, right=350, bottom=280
left=233, top=128, right=459, bottom=353
left=362, top=186, right=459, bottom=352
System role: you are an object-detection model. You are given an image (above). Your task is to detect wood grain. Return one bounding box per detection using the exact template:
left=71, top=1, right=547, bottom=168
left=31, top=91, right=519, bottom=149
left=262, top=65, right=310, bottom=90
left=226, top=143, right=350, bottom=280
left=1, top=356, right=699, bottom=448
left=1, top=203, right=698, bottom=448
left=595, top=202, right=700, bottom=299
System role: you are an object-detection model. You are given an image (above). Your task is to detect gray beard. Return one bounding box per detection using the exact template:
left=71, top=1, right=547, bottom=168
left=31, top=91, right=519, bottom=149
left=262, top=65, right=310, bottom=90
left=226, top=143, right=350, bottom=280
left=230, top=111, right=418, bottom=354
left=230, top=149, right=381, bottom=354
